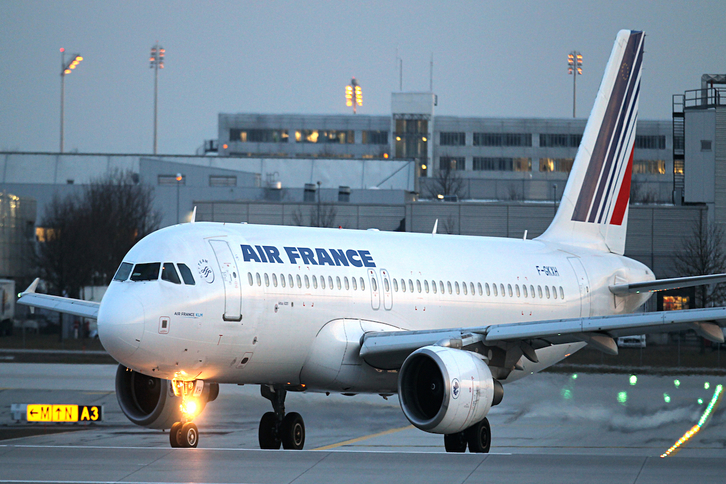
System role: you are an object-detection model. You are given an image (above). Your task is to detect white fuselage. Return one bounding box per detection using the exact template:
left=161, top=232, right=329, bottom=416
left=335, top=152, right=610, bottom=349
left=98, top=222, right=653, bottom=391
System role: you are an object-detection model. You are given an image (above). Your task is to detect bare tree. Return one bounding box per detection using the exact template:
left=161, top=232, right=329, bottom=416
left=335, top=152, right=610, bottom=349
left=440, top=214, right=458, bottom=234
left=630, top=179, right=658, bottom=204
left=35, top=170, right=162, bottom=296
left=291, top=203, right=338, bottom=228
left=425, top=165, right=465, bottom=200
left=673, top=218, right=726, bottom=308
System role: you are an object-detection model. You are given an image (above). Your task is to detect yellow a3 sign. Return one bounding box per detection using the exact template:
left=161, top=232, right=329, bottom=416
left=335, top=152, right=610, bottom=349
left=26, top=405, right=102, bottom=422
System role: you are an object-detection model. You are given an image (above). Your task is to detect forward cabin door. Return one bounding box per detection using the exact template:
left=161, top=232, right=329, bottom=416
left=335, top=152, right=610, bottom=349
left=209, top=239, right=242, bottom=321
left=567, top=257, right=591, bottom=318
left=380, top=269, right=392, bottom=310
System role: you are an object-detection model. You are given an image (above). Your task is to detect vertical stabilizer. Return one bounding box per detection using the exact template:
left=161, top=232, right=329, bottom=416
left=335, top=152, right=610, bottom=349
left=538, top=30, right=644, bottom=255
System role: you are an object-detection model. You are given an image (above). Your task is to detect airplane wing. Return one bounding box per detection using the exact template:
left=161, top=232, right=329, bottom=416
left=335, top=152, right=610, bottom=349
left=359, top=307, right=726, bottom=370
left=16, top=279, right=100, bottom=320
left=609, top=273, right=726, bottom=295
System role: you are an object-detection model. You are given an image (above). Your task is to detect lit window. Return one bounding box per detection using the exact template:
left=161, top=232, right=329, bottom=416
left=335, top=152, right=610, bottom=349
left=515, top=285, right=520, bottom=297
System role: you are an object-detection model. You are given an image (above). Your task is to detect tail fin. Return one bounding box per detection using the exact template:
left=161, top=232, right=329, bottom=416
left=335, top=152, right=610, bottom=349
left=538, top=30, right=644, bottom=255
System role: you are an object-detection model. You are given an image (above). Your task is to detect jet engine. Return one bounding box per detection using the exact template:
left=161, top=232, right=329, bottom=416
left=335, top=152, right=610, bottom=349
left=398, top=346, right=503, bottom=434
left=115, top=365, right=219, bottom=429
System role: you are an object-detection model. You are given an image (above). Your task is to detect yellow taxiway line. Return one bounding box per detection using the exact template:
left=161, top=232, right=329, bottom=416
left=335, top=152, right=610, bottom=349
left=313, top=425, right=414, bottom=451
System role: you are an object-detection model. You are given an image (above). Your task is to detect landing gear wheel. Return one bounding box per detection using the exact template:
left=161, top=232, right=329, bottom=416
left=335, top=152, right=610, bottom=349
left=170, top=422, right=183, bottom=448
left=281, top=412, right=305, bottom=450
left=444, top=431, right=467, bottom=453
left=259, top=411, right=281, bottom=449
left=180, top=422, right=199, bottom=448
left=465, top=417, right=491, bottom=453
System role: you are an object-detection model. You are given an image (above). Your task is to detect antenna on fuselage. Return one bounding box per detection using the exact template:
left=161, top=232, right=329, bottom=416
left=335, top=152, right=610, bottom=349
left=432, top=219, right=438, bottom=235
left=190, top=206, right=197, bottom=223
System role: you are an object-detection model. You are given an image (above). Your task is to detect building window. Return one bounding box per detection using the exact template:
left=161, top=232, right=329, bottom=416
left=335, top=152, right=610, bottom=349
left=230, top=129, right=289, bottom=143
left=701, top=140, right=713, bottom=151
left=158, top=175, right=185, bottom=185
left=440, top=132, right=465, bottom=146
left=539, top=158, right=574, bottom=173
left=295, top=130, right=354, bottom=144
left=473, top=157, right=531, bottom=172
left=632, top=160, right=666, bottom=175
left=473, top=133, right=532, bottom=147
left=362, top=130, right=388, bottom=144
left=634, top=135, right=666, bottom=150
left=440, top=157, right=465, bottom=171
left=539, top=133, right=582, bottom=148
left=209, top=175, right=237, bottom=187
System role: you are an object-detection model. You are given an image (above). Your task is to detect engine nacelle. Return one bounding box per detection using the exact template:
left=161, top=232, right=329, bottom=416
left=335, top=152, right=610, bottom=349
left=398, top=346, right=503, bottom=435
left=115, top=365, right=219, bottom=429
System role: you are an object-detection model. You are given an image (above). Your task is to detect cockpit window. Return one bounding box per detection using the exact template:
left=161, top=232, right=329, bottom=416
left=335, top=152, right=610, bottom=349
left=113, top=262, right=133, bottom=281
left=130, top=263, right=161, bottom=281
left=161, top=263, right=181, bottom=284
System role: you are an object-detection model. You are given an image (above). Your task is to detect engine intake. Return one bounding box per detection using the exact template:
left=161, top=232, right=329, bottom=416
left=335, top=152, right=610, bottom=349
left=115, top=365, right=220, bottom=429
left=398, top=346, right=502, bottom=434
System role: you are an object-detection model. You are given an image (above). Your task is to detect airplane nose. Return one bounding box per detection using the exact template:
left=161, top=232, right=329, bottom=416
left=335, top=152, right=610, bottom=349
left=97, top=294, right=145, bottom=362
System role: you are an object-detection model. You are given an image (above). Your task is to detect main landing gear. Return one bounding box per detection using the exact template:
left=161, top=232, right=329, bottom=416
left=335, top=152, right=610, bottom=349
left=444, top=418, right=491, bottom=453
left=170, top=421, right=199, bottom=448
left=258, top=385, right=305, bottom=450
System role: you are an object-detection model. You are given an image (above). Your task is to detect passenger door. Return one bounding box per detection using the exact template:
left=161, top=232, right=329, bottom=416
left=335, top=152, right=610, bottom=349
left=567, top=257, right=590, bottom=318
left=380, top=269, right=392, bottom=310
left=209, top=239, right=242, bottom=321
left=367, top=269, right=381, bottom=310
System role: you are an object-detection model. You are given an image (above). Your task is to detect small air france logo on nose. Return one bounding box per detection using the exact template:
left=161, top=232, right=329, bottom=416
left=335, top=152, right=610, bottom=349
left=197, top=259, right=214, bottom=283
left=452, top=379, right=460, bottom=399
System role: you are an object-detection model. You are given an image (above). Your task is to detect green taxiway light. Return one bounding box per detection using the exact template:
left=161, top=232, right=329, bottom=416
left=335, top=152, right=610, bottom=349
left=617, top=391, right=628, bottom=404
left=664, top=393, right=671, bottom=403
left=629, top=375, right=637, bottom=386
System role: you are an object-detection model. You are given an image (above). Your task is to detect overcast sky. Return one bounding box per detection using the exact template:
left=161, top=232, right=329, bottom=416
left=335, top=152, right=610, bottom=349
left=1, top=0, right=724, bottom=155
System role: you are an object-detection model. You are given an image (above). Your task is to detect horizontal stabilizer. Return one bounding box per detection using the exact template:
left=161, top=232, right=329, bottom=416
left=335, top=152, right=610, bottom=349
left=609, top=273, right=726, bottom=295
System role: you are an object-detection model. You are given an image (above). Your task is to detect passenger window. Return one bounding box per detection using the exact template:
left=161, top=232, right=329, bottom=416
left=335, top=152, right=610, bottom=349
left=439, top=281, right=445, bottom=294
left=320, top=276, right=325, bottom=289
left=432, top=280, right=437, bottom=294
left=130, top=263, right=161, bottom=281
left=248, top=273, right=254, bottom=286
left=312, top=275, right=318, bottom=289
left=552, top=285, right=557, bottom=299
left=264, top=273, right=270, bottom=287
left=523, top=285, right=528, bottom=298
left=272, top=273, right=278, bottom=287
left=296, top=275, right=302, bottom=288
left=424, top=280, right=429, bottom=293
left=460, top=282, right=466, bottom=295
left=500, top=284, right=505, bottom=297
left=177, top=264, right=195, bottom=285
left=280, top=274, right=286, bottom=288
left=336, top=276, right=341, bottom=290
left=384, top=278, right=389, bottom=292
left=507, top=284, right=513, bottom=297
left=447, top=281, right=452, bottom=294
left=360, top=277, right=365, bottom=291
left=352, top=277, right=357, bottom=290
left=515, top=285, right=520, bottom=297
left=560, top=286, right=565, bottom=299
left=408, top=279, right=414, bottom=293
left=161, top=263, right=181, bottom=284
left=545, top=286, right=551, bottom=299
left=485, top=283, right=491, bottom=296
left=470, top=282, right=475, bottom=295
left=344, top=277, right=350, bottom=291
left=530, top=285, right=535, bottom=298
left=328, top=276, right=334, bottom=289
left=401, top=279, right=406, bottom=293
left=538, top=285, right=543, bottom=298
left=254, top=273, right=260, bottom=286
left=416, top=280, right=422, bottom=293
left=393, top=279, right=399, bottom=292
left=372, top=277, right=378, bottom=291
left=304, top=275, right=310, bottom=289
left=492, top=284, right=498, bottom=296
left=114, top=262, right=133, bottom=281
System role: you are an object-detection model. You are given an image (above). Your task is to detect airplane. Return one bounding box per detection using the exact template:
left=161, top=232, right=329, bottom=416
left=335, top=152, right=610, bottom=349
left=19, top=30, right=726, bottom=452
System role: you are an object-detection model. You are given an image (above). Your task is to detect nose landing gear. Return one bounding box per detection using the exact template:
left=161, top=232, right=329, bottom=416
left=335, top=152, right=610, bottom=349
left=258, top=385, right=305, bottom=450
left=169, top=379, right=206, bottom=448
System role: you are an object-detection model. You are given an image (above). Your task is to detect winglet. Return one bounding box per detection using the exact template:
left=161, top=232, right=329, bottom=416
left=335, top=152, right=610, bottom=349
left=432, top=219, right=438, bottom=235
left=22, top=278, right=39, bottom=295
left=191, top=206, right=197, bottom=223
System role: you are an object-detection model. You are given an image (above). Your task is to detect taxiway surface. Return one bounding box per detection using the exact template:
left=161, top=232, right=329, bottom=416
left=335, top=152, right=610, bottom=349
left=0, top=363, right=724, bottom=483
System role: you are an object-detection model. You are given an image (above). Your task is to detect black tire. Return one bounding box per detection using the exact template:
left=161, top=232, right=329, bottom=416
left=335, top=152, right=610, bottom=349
left=465, top=418, right=491, bottom=453
left=181, top=422, right=199, bottom=448
left=444, top=431, right=467, bottom=453
left=169, top=422, right=182, bottom=448
left=281, top=412, right=305, bottom=450
left=259, top=412, right=281, bottom=449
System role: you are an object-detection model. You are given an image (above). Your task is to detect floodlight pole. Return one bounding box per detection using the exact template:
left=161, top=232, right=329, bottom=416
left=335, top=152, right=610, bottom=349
left=150, top=42, right=165, bottom=154
left=59, top=49, right=83, bottom=153
left=568, top=51, right=583, bottom=118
